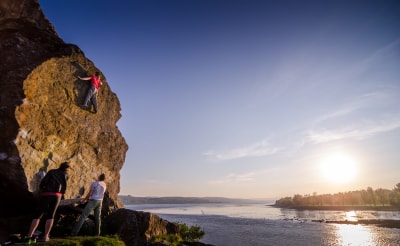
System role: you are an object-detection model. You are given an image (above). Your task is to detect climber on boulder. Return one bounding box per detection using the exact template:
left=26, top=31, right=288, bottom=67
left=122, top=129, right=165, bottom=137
left=78, top=71, right=102, bottom=113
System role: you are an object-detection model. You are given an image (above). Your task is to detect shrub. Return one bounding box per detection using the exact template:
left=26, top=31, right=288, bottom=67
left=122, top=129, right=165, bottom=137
left=149, top=222, right=205, bottom=245
left=176, top=222, right=205, bottom=242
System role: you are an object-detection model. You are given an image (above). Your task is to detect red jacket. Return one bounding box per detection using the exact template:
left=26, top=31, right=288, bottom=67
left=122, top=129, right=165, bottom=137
left=90, top=75, right=102, bottom=89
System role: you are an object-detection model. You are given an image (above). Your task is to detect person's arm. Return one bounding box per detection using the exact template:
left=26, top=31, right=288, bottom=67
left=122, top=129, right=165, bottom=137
left=81, top=187, right=93, bottom=203
left=78, top=76, right=91, bottom=80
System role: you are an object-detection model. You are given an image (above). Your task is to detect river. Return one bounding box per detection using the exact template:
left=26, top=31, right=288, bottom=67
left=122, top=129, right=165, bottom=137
left=125, top=203, right=400, bottom=246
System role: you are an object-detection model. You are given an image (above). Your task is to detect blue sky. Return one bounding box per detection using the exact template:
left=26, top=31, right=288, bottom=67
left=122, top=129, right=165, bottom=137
left=39, top=0, right=400, bottom=199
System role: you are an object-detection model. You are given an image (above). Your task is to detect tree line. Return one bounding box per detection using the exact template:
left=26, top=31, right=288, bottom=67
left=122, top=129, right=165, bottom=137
left=275, top=183, right=400, bottom=208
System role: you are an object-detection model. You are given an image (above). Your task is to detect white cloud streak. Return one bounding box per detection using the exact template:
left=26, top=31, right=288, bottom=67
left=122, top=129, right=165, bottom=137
left=209, top=172, right=256, bottom=184
left=314, top=92, right=389, bottom=124
left=308, top=118, right=400, bottom=144
left=359, top=38, right=400, bottom=69
left=204, top=139, right=280, bottom=161
left=308, top=90, right=400, bottom=144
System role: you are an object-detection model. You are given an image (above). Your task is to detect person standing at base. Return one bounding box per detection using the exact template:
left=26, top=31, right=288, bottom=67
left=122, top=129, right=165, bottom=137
left=78, top=71, right=102, bottom=113
left=27, top=162, right=70, bottom=242
left=71, top=174, right=107, bottom=236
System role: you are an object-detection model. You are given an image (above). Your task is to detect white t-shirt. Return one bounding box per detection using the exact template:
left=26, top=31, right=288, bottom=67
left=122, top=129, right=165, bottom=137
left=89, top=181, right=106, bottom=200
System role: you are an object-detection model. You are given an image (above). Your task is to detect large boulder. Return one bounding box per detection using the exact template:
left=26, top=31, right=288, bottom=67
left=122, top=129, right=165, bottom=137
left=0, top=0, right=128, bottom=220
left=104, top=209, right=179, bottom=246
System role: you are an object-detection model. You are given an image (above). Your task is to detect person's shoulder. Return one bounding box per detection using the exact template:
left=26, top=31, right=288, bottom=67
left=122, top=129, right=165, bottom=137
left=54, top=168, right=64, bottom=173
left=52, top=169, right=67, bottom=178
left=46, top=169, right=56, bottom=175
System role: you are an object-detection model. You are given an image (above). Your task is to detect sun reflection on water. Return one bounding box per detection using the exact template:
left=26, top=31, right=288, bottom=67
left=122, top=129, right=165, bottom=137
left=335, top=224, right=375, bottom=246
left=345, top=210, right=358, bottom=222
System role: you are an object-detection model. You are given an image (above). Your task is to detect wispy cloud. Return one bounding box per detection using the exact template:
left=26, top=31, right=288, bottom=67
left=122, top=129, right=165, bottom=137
left=341, top=38, right=400, bottom=81
left=308, top=90, right=400, bottom=144
left=360, top=38, right=400, bottom=69
left=315, top=103, right=362, bottom=124
left=314, top=92, right=388, bottom=124
left=308, top=118, right=400, bottom=144
left=204, top=139, right=280, bottom=161
left=209, top=172, right=256, bottom=184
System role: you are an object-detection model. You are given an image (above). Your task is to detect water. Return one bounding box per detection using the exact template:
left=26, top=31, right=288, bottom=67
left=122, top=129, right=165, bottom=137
left=125, top=203, right=400, bottom=246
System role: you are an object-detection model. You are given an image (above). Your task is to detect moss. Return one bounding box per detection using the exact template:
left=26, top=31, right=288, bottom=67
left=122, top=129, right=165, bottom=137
left=36, top=235, right=125, bottom=246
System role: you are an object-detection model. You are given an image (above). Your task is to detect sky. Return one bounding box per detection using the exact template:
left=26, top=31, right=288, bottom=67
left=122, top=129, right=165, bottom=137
left=38, top=0, right=400, bottom=199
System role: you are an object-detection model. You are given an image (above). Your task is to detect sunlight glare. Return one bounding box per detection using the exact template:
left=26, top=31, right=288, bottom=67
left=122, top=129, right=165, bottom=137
left=345, top=211, right=358, bottom=222
left=320, top=152, right=358, bottom=184
left=335, top=224, right=374, bottom=245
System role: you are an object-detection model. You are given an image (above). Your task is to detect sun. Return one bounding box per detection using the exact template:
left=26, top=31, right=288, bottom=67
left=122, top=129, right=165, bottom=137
left=319, top=152, right=358, bottom=183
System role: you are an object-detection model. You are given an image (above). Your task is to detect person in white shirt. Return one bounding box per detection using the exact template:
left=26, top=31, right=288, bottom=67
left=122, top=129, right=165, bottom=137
left=71, top=174, right=106, bottom=236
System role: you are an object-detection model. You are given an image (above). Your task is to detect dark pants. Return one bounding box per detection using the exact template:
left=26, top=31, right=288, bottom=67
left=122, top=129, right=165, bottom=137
left=33, top=195, right=61, bottom=220
left=83, top=86, right=98, bottom=112
left=71, top=199, right=103, bottom=236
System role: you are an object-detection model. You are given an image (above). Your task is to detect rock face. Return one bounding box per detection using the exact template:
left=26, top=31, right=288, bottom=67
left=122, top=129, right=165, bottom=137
left=0, top=0, right=128, bottom=216
left=105, top=209, right=179, bottom=246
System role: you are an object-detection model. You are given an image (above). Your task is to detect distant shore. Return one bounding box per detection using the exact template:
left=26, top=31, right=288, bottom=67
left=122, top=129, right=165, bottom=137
left=270, top=204, right=400, bottom=211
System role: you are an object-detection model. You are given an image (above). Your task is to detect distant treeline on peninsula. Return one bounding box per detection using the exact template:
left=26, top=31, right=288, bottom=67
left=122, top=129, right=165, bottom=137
left=119, top=196, right=267, bottom=205
left=274, top=183, right=400, bottom=210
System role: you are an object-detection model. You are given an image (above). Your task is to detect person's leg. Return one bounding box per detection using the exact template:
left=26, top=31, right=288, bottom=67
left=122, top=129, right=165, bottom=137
left=82, top=86, right=96, bottom=107
left=43, top=219, right=54, bottom=241
left=71, top=200, right=97, bottom=236
left=28, top=195, right=48, bottom=237
left=93, top=201, right=102, bottom=236
left=91, top=89, right=98, bottom=113
left=28, top=219, right=40, bottom=237
left=42, top=196, right=61, bottom=240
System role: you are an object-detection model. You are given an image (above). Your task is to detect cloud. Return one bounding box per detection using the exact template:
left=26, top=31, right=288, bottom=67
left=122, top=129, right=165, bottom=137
left=315, top=103, right=362, bottom=124
left=360, top=38, right=400, bottom=68
left=204, top=139, right=280, bottom=161
left=314, top=92, right=389, bottom=124
left=308, top=118, right=400, bottom=144
left=209, top=172, right=256, bottom=184
left=340, top=38, right=400, bottom=81
left=308, top=90, right=400, bottom=144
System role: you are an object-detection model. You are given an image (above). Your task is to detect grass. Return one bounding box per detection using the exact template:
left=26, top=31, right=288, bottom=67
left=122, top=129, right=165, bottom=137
left=34, top=235, right=125, bottom=246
